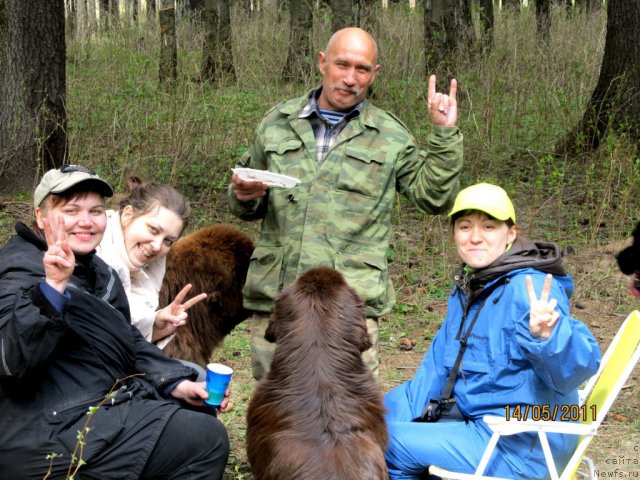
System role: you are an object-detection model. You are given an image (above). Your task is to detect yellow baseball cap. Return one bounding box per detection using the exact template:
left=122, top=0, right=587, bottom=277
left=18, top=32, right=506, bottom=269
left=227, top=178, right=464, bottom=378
left=34, top=165, right=114, bottom=208
left=448, top=183, right=516, bottom=223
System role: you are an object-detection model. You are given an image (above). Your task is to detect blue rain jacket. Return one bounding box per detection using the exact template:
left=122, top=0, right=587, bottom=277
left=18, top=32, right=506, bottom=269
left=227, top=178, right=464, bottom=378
left=385, top=245, right=601, bottom=479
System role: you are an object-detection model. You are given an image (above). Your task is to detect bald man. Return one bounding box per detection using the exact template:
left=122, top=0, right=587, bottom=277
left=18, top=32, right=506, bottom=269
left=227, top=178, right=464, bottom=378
left=229, top=27, right=463, bottom=381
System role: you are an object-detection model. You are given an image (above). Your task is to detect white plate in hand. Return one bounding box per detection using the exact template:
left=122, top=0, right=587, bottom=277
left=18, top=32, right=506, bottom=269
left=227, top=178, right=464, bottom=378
left=232, top=168, right=301, bottom=188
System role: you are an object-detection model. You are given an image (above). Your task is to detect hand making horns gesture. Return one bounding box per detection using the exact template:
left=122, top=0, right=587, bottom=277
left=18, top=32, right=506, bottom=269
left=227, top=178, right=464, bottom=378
left=427, top=74, right=458, bottom=128
left=42, top=216, right=75, bottom=293
left=527, top=274, right=560, bottom=340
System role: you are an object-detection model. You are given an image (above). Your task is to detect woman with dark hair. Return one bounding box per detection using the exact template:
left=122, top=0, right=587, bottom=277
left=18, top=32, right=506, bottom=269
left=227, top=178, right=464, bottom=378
left=384, top=183, right=601, bottom=479
left=97, top=176, right=206, bottom=348
left=0, top=166, right=229, bottom=479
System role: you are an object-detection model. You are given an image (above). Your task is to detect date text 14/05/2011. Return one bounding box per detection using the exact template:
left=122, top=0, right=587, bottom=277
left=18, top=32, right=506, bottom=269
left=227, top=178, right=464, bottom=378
left=504, top=404, right=597, bottom=422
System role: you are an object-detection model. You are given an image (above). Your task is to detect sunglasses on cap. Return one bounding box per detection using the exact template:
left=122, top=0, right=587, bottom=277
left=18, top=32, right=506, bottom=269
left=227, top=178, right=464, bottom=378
left=60, top=164, right=97, bottom=175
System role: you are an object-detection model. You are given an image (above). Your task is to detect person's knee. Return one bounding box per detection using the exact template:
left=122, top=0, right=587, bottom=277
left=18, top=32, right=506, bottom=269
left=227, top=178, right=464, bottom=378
left=183, top=414, right=230, bottom=478
left=198, top=414, right=230, bottom=456
left=142, top=410, right=229, bottom=480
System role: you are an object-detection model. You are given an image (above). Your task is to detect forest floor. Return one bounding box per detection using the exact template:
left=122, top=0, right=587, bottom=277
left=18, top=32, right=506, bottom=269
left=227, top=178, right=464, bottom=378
left=1, top=194, right=638, bottom=479
left=1, top=185, right=638, bottom=480
left=212, top=230, right=640, bottom=479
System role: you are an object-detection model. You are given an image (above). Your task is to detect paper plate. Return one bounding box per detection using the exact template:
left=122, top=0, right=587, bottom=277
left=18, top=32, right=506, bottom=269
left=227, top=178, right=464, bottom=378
left=232, top=168, right=301, bottom=188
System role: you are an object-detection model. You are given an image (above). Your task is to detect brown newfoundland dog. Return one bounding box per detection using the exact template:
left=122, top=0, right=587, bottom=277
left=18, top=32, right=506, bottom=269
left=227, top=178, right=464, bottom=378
left=246, top=266, right=388, bottom=480
left=159, top=224, right=254, bottom=366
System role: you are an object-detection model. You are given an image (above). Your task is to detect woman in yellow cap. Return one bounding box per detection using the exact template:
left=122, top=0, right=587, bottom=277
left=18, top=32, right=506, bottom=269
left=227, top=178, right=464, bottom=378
left=384, top=183, right=601, bottom=479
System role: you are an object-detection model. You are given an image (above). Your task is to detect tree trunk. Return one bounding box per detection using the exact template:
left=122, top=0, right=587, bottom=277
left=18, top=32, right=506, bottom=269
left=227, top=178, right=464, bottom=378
left=577, top=0, right=601, bottom=14
left=66, top=0, right=77, bottom=34
left=201, top=0, right=217, bottom=82
left=535, top=0, right=551, bottom=44
left=73, top=0, right=93, bottom=42
left=557, top=0, right=640, bottom=156
left=240, top=0, right=252, bottom=14
left=158, top=6, right=177, bottom=90
left=147, top=0, right=156, bottom=22
left=130, top=0, right=139, bottom=24
left=478, top=0, right=494, bottom=50
left=424, top=0, right=456, bottom=78
left=282, top=0, right=314, bottom=83
left=455, top=0, right=474, bottom=51
left=200, top=0, right=236, bottom=84
left=186, top=0, right=206, bottom=21
left=0, top=0, right=67, bottom=197
left=86, top=0, right=98, bottom=30
left=214, top=0, right=235, bottom=80
left=99, top=0, right=110, bottom=28
left=355, top=0, right=376, bottom=29
left=111, top=0, right=119, bottom=25
left=501, top=0, right=520, bottom=10
left=331, top=0, right=354, bottom=32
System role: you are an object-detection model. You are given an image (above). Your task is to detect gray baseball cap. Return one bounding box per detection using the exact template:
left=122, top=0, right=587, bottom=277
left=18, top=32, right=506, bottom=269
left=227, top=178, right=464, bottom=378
left=33, top=165, right=114, bottom=208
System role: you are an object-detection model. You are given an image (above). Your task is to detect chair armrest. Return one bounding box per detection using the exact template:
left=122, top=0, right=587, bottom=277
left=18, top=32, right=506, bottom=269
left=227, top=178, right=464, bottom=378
left=428, top=465, right=510, bottom=480
left=482, top=415, right=597, bottom=436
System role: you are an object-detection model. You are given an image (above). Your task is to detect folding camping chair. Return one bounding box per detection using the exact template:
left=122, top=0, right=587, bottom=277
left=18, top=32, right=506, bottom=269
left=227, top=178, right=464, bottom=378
left=428, top=309, right=640, bottom=480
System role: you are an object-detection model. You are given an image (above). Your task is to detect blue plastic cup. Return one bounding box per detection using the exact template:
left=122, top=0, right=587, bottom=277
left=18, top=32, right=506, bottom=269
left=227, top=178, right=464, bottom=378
left=204, top=363, right=233, bottom=407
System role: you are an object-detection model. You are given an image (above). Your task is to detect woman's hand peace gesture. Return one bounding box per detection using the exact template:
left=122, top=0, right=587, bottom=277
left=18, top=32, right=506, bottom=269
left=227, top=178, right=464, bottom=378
left=527, top=274, right=560, bottom=339
left=42, top=216, right=75, bottom=293
left=152, top=284, right=207, bottom=342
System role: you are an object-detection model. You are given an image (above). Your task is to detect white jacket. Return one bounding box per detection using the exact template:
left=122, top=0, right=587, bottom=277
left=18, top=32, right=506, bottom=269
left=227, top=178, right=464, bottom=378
left=96, top=210, right=173, bottom=349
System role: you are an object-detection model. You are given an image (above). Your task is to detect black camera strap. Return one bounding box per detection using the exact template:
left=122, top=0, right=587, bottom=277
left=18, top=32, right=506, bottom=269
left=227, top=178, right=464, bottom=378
left=440, top=296, right=488, bottom=403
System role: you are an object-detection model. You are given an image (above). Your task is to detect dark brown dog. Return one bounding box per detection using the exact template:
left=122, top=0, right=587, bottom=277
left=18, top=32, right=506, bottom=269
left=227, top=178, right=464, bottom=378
left=616, top=221, right=640, bottom=297
left=159, top=224, right=254, bottom=366
left=246, top=266, right=388, bottom=480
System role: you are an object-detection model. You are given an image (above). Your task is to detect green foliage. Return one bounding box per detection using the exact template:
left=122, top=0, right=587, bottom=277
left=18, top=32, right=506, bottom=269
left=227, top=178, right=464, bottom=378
left=43, top=376, right=142, bottom=479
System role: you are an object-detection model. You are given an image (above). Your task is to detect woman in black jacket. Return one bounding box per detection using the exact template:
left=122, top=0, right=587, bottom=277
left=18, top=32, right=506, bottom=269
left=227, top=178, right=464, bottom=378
left=0, top=166, right=230, bottom=479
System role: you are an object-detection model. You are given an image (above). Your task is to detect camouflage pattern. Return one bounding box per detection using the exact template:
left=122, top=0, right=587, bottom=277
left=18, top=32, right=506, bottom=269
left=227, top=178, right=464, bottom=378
left=229, top=90, right=463, bottom=319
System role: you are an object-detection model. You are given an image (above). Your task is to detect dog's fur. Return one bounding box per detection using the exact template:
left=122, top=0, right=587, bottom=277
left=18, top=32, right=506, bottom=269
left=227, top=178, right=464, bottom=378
left=246, top=267, right=388, bottom=480
left=616, top=221, right=640, bottom=297
left=159, top=224, right=254, bottom=365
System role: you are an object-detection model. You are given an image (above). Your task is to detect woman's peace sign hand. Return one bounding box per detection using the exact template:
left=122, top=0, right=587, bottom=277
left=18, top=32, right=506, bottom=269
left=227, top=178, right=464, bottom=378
left=42, top=216, right=75, bottom=293
left=527, top=274, right=560, bottom=339
left=152, top=284, right=208, bottom=342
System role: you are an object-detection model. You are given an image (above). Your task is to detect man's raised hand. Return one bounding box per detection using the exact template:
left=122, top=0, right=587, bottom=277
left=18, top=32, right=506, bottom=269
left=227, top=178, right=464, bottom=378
left=427, top=74, right=458, bottom=127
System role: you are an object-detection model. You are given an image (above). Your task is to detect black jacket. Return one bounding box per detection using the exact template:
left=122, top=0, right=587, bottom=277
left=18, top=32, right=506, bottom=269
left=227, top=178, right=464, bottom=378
left=0, top=223, right=197, bottom=479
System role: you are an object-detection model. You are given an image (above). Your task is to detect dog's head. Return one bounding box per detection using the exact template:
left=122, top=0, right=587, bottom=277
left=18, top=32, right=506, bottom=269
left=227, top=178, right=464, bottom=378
left=265, top=267, right=371, bottom=352
left=616, top=221, right=640, bottom=297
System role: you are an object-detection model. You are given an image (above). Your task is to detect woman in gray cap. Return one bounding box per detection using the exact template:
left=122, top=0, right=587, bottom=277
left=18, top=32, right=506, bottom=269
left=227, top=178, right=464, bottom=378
left=0, top=165, right=230, bottom=479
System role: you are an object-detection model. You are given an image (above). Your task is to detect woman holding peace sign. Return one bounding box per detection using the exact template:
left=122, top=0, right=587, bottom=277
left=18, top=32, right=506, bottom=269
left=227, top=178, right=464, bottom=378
left=96, top=176, right=207, bottom=350
left=0, top=166, right=229, bottom=479
left=384, top=183, right=601, bottom=480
